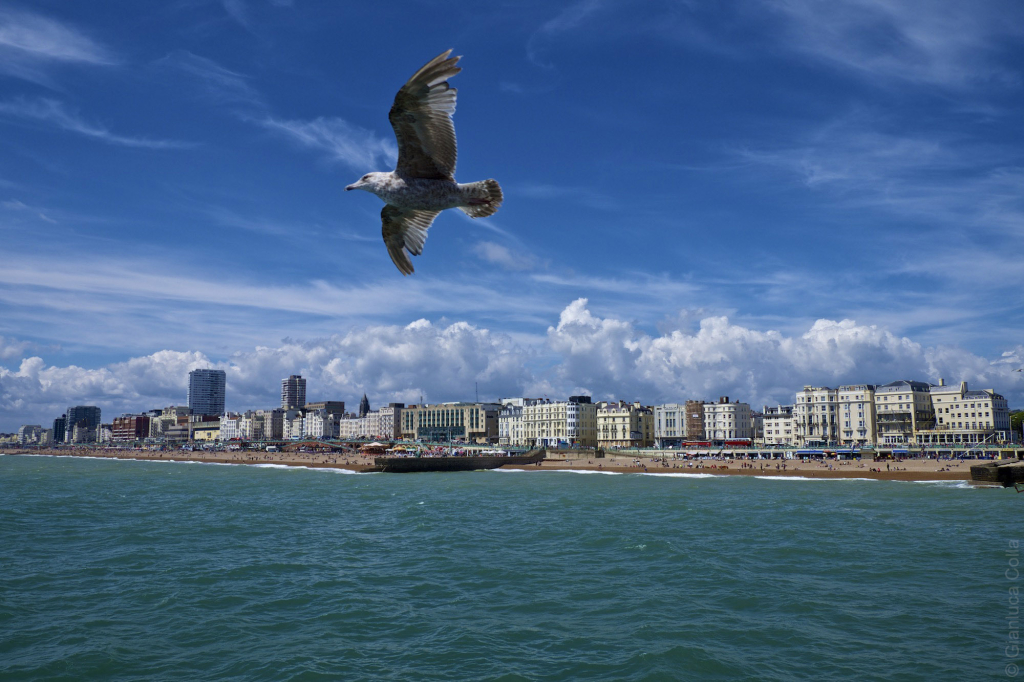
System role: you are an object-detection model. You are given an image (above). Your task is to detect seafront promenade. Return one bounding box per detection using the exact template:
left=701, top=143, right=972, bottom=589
left=1, top=448, right=974, bottom=481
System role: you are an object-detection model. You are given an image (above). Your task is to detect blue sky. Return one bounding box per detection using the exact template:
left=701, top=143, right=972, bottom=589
left=1, top=0, right=1023, bottom=429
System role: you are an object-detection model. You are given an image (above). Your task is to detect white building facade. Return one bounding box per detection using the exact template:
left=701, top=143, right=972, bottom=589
left=794, top=386, right=839, bottom=446
left=761, top=405, right=796, bottom=445
left=837, top=385, right=876, bottom=446
left=703, top=397, right=753, bottom=442
left=522, top=397, right=597, bottom=448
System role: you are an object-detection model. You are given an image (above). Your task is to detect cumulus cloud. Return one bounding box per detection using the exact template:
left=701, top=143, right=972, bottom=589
left=3, top=302, right=1023, bottom=429
left=0, top=320, right=529, bottom=429
left=547, top=299, right=1024, bottom=407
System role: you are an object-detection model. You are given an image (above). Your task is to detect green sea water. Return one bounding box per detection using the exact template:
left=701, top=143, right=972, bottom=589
left=0, top=454, right=1020, bottom=681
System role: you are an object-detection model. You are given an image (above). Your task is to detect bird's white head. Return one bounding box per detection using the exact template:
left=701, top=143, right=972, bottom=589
left=345, top=172, right=388, bottom=194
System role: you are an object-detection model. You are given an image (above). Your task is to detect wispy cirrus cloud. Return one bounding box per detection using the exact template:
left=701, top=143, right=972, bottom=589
left=2, top=199, right=56, bottom=224
left=473, top=241, right=537, bottom=271
left=761, top=0, right=1024, bottom=88
left=0, top=98, right=194, bottom=149
left=734, top=111, right=1024, bottom=234
left=527, top=0, right=607, bottom=67
left=221, top=0, right=251, bottom=29
left=0, top=7, right=115, bottom=85
left=256, top=115, right=397, bottom=170
left=156, top=50, right=264, bottom=107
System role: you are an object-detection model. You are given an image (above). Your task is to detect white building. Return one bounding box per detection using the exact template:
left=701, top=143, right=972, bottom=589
left=703, top=397, right=753, bottom=442
left=376, top=404, right=403, bottom=439
left=837, top=385, right=876, bottom=446
left=794, top=386, right=839, bottom=446
left=874, top=380, right=934, bottom=445
left=303, top=410, right=339, bottom=439
left=653, top=404, right=686, bottom=447
left=220, top=413, right=243, bottom=441
left=923, top=380, right=1011, bottom=444
left=337, top=414, right=366, bottom=439
left=597, top=401, right=654, bottom=448
left=499, top=398, right=544, bottom=446
left=283, top=410, right=304, bottom=440
left=17, top=424, right=42, bottom=445
left=761, top=405, right=796, bottom=445
left=499, top=403, right=526, bottom=447
left=522, top=396, right=597, bottom=448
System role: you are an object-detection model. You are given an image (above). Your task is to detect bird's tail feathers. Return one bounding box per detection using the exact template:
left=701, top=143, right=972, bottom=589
left=459, top=179, right=503, bottom=218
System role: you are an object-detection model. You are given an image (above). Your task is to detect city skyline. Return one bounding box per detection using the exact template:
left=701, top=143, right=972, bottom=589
left=2, top=2, right=1024, bottom=430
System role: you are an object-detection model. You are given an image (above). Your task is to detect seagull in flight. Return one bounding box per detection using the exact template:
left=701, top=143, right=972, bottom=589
left=346, top=50, right=503, bottom=275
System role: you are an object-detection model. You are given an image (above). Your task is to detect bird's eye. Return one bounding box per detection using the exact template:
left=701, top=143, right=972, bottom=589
left=363, top=175, right=370, bottom=181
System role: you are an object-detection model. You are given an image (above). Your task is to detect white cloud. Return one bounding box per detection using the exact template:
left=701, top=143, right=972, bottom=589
left=473, top=241, right=536, bottom=271
left=0, top=98, right=194, bottom=149
left=222, top=0, right=251, bottom=28
left=257, top=115, right=397, bottom=170
left=158, top=51, right=263, bottom=107
left=0, top=336, right=33, bottom=361
left=3, top=300, right=1023, bottom=430
left=546, top=298, right=1024, bottom=407
left=761, top=0, right=1023, bottom=88
left=528, top=0, right=607, bottom=67
left=0, top=8, right=114, bottom=84
left=0, top=321, right=530, bottom=429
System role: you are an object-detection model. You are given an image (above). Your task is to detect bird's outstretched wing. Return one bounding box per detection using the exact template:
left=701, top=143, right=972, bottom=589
left=381, top=205, right=440, bottom=275
left=389, top=49, right=461, bottom=180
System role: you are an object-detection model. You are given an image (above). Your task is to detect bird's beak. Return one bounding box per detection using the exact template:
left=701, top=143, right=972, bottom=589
left=345, top=184, right=356, bottom=191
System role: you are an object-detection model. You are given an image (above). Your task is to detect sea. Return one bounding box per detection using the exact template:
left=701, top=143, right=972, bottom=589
left=1, top=454, right=1020, bottom=681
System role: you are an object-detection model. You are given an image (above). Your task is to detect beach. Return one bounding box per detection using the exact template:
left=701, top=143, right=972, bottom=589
left=0, top=447, right=974, bottom=481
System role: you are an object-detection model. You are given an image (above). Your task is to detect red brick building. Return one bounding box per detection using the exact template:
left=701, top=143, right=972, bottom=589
left=112, top=415, right=151, bottom=442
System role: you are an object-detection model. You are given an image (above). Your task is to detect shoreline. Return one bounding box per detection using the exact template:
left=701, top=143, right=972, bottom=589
left=0, top=448, right=974, bottom=482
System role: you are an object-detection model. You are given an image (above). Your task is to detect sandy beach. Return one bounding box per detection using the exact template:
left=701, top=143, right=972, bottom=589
left=1, top=448, right=977, bottom=481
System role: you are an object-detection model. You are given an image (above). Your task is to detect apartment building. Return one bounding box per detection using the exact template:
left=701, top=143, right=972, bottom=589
left=874, top=380, right=935, bottom=445
left=401, top=402, right=501, bottom=443
left=498, top=398, right=544, bottom=447
left=762, top=405, right=796, bottom=445
left=923, top=380, right=1011, bottom=444
left=794, top=386, right=839, bottom=445
left=837, top=384, right=876, bottom=446
left=703, top=397, right=753, bottom=442
left=522, top=396, right=597, bottom=448
left=653, top=403, right=686, bottom=447
left=597, top=401, right=653, bottom=448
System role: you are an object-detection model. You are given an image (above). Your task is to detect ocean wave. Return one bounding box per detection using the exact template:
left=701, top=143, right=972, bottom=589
left=638, top=472, right=717, bottom=479
left=908, top=480, right=975, bottom=489
left=312, top=467, right=376, bottom=475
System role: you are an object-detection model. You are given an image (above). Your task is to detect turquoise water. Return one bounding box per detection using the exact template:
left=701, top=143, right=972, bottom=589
left=0, top=455, right=1019, bottom=681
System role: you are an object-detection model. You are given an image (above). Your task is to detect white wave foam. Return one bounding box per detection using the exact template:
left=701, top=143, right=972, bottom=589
left=313, top=467, right=375, bottom=475
left=752, top=475, right=876, bottom=481
left=549, top=469, right=623, bottom=475
left=638, top=472, right=717, bottom=479
left=909, top=480, right=974, bottom=489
